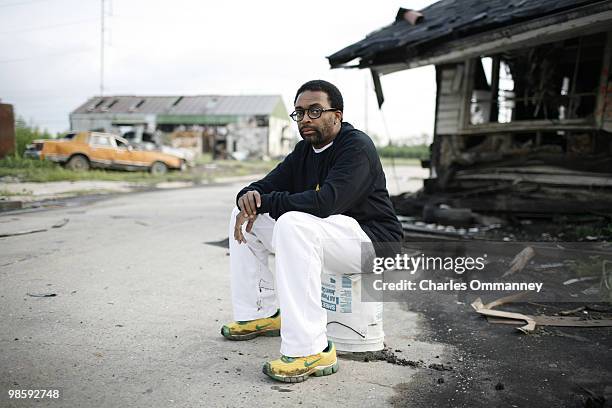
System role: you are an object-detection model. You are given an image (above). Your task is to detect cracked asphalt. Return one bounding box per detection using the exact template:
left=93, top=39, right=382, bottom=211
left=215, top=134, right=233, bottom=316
left=0, top=182, right=447, bottom=407
left=1, top=174, right=610, bottom=407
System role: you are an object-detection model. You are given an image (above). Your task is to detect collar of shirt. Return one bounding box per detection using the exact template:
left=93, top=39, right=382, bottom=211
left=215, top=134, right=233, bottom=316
left=312, top=141, right=334, bottom=154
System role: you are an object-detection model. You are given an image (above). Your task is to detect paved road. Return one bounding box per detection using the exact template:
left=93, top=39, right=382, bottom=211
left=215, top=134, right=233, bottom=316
left=0, top=181, right=446, bottom=408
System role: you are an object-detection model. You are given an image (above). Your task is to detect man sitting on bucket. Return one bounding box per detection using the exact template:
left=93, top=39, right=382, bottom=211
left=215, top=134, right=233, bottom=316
left=221, top=79, right=403, bottom=382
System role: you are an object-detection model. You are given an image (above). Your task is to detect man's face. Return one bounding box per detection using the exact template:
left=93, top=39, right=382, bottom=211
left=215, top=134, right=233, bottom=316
left=294, top=90, right=341, bottom=148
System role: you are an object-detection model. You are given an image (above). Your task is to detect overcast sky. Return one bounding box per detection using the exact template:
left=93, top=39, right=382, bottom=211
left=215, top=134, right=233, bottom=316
left=0, top=0, right=437, bottom=145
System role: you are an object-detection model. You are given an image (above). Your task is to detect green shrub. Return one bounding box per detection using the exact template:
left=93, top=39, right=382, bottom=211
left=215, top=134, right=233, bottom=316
left=377, top=144, right=430, bottom=160
left=14, top=118, right=52, bottom=157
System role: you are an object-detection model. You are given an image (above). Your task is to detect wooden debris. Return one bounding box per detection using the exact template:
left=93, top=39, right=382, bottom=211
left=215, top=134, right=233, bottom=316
left=422, top=204, right=475, bottom=227
left=486, top=315, right=612, bottom=328
left=471, top=297, right=536, bottom=334
left=472, top=294, right=612, bottom=333
left=563, top=276, right=598, bottom=285
left=502, top=246, right=535, bottom=277
left=558, top=306, right=586, bottom=315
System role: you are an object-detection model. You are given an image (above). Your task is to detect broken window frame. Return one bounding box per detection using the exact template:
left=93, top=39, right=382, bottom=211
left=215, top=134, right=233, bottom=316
left=459, top=30, right=611, bottom=133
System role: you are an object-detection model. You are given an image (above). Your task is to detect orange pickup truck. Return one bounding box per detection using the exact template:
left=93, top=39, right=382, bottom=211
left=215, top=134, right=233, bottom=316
left=25, top=131, right=185, bottom=174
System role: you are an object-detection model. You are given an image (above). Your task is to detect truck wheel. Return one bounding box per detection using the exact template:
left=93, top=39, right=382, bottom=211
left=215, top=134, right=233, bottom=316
left=66, top=155, right=90, bottom=171
left=150, top=161, right=168, bottom=175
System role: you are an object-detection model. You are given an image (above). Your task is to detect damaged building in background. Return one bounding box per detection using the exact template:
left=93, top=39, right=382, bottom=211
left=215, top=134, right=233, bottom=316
left=69, top=95, right=295, bottom=160
left=329, top=0, right=612, bottom=236
left=0, top=101, right=16, bottom=159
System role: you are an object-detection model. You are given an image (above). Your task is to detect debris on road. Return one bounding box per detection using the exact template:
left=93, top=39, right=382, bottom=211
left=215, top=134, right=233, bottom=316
left=428, top=363, right=453, bottom=371
left=26, top=293, right=57, bottom=297
left=0, top=227, right=47, bottom=238
left=471, top=297, right=536, bottom=333
left=422, top=204, right=475, bottom=227
left=391, top=190, right=612, bottom=242
left=52, top=218, right=69, bottom=228
left=578, top=385, right=612, bottom=408
left=559, top=306, right=586, bottom=316
left=563, top=276, right=598, bottom=286
left=0, top=218, right=69, bottom=238
left=472, top=295, right=612, bottom=333
left=502, top=246, right=535, bottom=277
left=340, top=347, right=424, bottom=368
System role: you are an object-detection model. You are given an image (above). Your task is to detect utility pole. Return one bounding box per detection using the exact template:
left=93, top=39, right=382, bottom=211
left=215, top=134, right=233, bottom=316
left=100, top=0, right=105, bottom=96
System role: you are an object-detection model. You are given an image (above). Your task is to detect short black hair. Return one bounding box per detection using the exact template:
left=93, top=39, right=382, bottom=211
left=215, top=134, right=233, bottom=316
left=294, top=80, right=344, bottom=112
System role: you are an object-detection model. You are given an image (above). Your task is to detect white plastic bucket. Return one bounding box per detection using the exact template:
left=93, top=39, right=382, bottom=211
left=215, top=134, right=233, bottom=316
left=321, top=272, right=384, bottom=352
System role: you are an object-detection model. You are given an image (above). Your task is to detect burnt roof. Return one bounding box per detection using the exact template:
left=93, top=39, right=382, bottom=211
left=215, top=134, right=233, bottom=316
left=328, top=0, right=605, bottom=69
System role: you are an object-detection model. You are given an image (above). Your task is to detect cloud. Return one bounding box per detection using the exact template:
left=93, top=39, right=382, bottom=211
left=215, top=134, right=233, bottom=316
left=0, top=0, right=437, bottom=140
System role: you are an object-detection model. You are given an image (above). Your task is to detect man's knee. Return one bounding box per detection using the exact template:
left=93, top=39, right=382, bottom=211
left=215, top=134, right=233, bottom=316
left=276, top=211, right=308, bottom=227
left=273, top=211, right=317, bottom=240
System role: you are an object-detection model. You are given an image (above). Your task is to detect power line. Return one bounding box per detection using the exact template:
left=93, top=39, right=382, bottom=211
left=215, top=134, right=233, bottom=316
left=0, top=18, right=98, bottom=35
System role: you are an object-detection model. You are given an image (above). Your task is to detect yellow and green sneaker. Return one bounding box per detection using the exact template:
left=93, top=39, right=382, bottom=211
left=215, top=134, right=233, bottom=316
left=220, top=310, right=281, bottom=341
left=262, top=340, right=338, bottom=383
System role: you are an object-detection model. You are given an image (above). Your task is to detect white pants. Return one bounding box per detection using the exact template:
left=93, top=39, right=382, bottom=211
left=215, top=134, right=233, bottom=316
left=228, top=207, right=372, bottom=357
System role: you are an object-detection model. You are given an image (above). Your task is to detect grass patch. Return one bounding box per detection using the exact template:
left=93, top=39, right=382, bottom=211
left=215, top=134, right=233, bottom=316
left=0, top=156, right=280, bottom=183
left=377, top=144, right=429, bottom=160
left=0, top=156, right=187, bottom=183
left=1, top=155, right=58, bottom=170
left=194, top=153, right=214, bottom=165
left=0, top=188, right=33, bottom=197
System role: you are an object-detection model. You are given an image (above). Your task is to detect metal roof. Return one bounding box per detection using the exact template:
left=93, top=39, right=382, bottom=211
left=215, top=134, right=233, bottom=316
left=328, top=0, right=606, bottom=69
left=71, top=95, right=283, bottom=116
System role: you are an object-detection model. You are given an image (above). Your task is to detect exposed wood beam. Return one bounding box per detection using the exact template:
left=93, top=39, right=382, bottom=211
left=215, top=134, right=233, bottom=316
left=596, top=30, right=612, bottom=128
left=456, top=119, right=596, bottom=135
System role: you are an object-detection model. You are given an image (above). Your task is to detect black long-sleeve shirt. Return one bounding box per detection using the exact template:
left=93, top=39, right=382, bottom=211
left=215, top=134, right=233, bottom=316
left=236, top=122, right=403, bottom=249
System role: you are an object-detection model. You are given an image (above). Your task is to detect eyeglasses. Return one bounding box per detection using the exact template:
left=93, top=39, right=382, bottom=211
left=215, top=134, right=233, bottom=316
left=289, top=107, right=339, bottom=122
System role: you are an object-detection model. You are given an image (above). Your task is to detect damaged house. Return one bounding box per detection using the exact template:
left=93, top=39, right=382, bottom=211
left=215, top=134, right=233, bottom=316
left=70, top=95, right=295, bottom=159
left=329, top=0, right=612, bottom=227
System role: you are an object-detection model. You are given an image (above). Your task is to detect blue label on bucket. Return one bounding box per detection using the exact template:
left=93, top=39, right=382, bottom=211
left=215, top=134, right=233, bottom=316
left=321, top=280, right=337, bottom=311
left=338, top=288, right=352, bottom=313
left=339, top=277, right=353, bottom=313
left=322, top=301, right=336, bottom=311
left=322, top=275, right=353, bottom=313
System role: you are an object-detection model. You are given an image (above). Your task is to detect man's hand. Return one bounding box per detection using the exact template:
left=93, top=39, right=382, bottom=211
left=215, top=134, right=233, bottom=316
left=237, top=190, right=261, bottom=219
left=234, top=211, right=257, bottom=244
